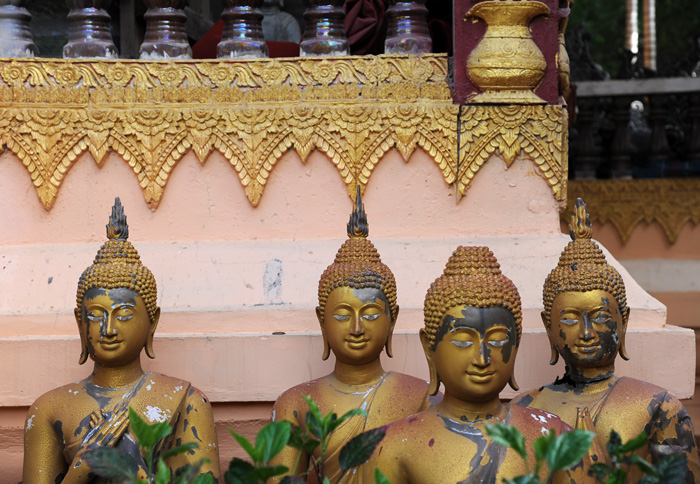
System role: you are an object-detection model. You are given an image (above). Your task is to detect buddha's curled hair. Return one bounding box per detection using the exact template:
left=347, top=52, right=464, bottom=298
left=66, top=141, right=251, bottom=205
left=423, top=246, right=522, bottom=350
left=76, top=198, right=158, bottom=324
left=542, top=198, right=628, bottom=324
left=318, top=188, right=397, bottom=322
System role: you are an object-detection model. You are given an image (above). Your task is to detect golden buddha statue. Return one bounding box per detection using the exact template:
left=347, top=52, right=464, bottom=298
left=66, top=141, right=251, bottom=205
left=363, top=246, right=575, bottom=484
left=514, top=198, right=699, bottom=483
left=271, top=190, right=432, bottom=483
left=23, top=198, right=220, bottom=484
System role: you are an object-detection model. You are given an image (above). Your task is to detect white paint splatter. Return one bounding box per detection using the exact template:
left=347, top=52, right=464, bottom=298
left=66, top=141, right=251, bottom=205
left=144, top=406, right=171, bottom=423
left=174, top=385, right=183, bottom=393
left=26, top=415, right=35, bottom=430
left=531, top=413, right=549, bottom=424
left=271, top=410, right=276, bottom=421
left=541, top=427, right=549, bottom=436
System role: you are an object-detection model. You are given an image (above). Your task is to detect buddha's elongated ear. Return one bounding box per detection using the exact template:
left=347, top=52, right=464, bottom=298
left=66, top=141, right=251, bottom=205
left=145, top=307, right=161, bottom=359
left=542, top=311, right=559, bottom=365
left=508, top=347, right=520, bottom=391
left=385, top=305, right=399, bottom=358
left=420, top=329, right=440, bottom=396
left=317, top=306, right=331, bottom=360
left=619, top=307, right=630, bottom=361
left=75, top=307, right=89, bottom=365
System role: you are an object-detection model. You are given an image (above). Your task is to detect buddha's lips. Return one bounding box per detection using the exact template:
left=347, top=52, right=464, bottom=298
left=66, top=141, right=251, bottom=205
left=575, top=343, right=601, bottom=353
left=345, top=339, right=369, bottom=347
left=100, top=339, right=122, bottom=347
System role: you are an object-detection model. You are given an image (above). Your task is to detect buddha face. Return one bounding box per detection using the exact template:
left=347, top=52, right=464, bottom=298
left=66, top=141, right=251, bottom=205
left=317, top=286, right=395, bottom=365
left=546, top=289, right=626, bottom=369
left=80, top=287, right=159, bottom=367
left=430, top=305, right=517, bottom=402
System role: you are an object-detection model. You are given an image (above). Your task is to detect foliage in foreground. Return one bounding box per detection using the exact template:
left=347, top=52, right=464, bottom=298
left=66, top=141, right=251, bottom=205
left=225, top=394, right=388, bottom=484
left=487, top=424, right=688, bottom=484
left=82, top=407, right=213, bottom=484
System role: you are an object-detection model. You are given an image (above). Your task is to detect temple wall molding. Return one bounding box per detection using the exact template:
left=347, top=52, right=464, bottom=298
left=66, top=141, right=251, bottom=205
left=0, top=54, right=566, bottom=210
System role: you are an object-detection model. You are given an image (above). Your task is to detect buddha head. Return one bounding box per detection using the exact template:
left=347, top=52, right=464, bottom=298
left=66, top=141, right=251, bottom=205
left=421, top=246, right=522, bottom=400
left=542, top=198, right=629, bottom=374
left=75, top=198, right=160, bottom=366
left=316, top=188, right=398, bottom=366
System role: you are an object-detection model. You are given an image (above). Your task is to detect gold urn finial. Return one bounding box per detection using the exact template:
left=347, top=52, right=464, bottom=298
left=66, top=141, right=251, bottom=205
left=466, top=0, right=550, bottom=104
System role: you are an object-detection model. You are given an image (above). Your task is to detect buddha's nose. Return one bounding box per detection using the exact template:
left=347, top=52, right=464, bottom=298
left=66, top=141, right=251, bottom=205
left=102, top=314, right=119, bottom=337
left=474, top=341, right=491, bottom=366
left=580, top=313, right=596, bottom=340
left=352, top=315, right=365, bottom=335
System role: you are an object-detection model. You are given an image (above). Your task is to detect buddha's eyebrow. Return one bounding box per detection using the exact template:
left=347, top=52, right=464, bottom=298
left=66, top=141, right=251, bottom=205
left=111, top=302, right=135, bottom=309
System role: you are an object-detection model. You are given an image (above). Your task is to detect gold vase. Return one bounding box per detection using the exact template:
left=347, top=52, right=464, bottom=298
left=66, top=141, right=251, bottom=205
left=466, top=0, right=550, bottom=104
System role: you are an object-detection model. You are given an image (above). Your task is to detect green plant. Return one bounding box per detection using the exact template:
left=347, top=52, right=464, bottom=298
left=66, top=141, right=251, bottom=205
left=82, top=407, right=213, bottom=484
left=225, top=395, right=388, bottom=484
left=589, top=430, right=688, bottom=484
left=485, top=423, right=595, bottom=484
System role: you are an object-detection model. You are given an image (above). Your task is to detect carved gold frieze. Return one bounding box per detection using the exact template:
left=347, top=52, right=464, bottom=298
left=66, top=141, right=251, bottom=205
left=565, top=179, right=700, bottom=244
left=0, top=55, right=566, bottom=209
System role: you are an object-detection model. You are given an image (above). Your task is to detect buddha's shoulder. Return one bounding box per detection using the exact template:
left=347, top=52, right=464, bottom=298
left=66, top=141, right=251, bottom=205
left=273, top=378, right=329, bottom=410
left=381, top=372, right=429, bottom=392
left=30, top=379, right=88, bottom=408
left=141, top=373, right=212, bottom=406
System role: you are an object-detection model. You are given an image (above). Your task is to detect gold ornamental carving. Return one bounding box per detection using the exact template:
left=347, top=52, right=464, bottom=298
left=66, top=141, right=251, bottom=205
left=0, top=55, right=566, bottom=209
left=564, top=179, right=700, bottom=244
left=458, top=105, right=567, bottom=200
left=466, top=0, right=550, bottom=104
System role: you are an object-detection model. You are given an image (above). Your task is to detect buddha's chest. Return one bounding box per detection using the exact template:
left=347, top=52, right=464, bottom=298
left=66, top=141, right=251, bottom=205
left=402, top=432, right=515, bottom=484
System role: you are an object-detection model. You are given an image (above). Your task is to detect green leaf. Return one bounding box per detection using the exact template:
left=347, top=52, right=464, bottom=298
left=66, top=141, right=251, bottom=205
left=321, top=411, right=339, bottom=438
left=288, top=424, right=320, bottom=454
left=248, top=465, right=290, bottom=481
left=302, top=395, right=324, bottom=438
left=193, top=474, right=214, bottom=484
left=620, top=431, right=648, bottom=453
left=225, top=457, right=256, bottom=484
left=323, top=478, right=331, bottom=484
left=81, top=447, right=140, bottom=480
left=155, top=458, right=170, bottom=484
left=485, top=423, right=527, bottom=460
left=173, top=463, right=207, bottom=484
left=161, top=442, right=200, bottom=460
left=546, top=429, right=595, bottom=471
left=336, top=409, right=368, bottom=426
left=653, top=453, right=688, bottom=484
left=229, top=429, right=261, bottom=463
left=339, top=427, right=386, bottom=472
left=606, top=430, right=623, bottom=458
left=533, top=430, right=556, bottom=464
left=628, top=454, right=656, bottom=475
left=607, top=468, right=628, bottom=484
left=279, top=476, right=307, bottom=484
left=374, top=468, right=391, bottom=484
left=305, top=406, right=325, bottom=441
left=588, top=462, right=610, bottom=481
left=129, top=407, right=172, bottom=448
left=255, top=421, right=291, bottom=463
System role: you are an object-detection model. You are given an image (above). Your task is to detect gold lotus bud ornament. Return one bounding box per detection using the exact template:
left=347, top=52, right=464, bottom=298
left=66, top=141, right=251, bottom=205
left=466, top=0, right=550, bottom=104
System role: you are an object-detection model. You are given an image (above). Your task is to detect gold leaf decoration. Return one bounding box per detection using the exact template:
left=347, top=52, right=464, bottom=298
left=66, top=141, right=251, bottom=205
left=0, top=55, right=565, bottom=210
left=564, top=179, right=700, bottom=244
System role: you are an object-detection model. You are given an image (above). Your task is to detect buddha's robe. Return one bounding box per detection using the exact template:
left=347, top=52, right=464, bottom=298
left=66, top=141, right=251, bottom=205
left=23, top=371, right=219, bottom=484
left=271, top=371, right=432, bottom=483
left=363, top=404, right=575, bottom=484
left=515, top=376, right=699, bottom=484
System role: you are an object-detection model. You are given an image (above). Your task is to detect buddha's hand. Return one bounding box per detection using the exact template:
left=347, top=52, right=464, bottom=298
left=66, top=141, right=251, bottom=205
left=81, top=405, right=130, bottom=451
